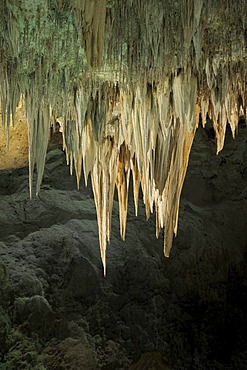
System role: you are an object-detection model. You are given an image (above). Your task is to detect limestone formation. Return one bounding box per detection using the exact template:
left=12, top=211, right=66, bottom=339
left=0, top=0, right=246, bottom=272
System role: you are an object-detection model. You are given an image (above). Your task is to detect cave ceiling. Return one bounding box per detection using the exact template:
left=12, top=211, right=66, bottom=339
left=0, top=0, right=246, bottom=273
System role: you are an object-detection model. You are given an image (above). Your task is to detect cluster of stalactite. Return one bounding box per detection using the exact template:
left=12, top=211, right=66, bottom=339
left=0, top=0, right=247, bottom=273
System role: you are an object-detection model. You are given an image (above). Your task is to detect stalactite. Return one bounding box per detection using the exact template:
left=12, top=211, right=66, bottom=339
left=0, top=0, right=247, bottom=272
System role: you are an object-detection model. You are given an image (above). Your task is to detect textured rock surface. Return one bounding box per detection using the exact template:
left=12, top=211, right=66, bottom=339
left=0, top=123, right=247, bottom=369
left=129, top=351, right=171, bottom=370
left=0, top=102, right=29, bottom=170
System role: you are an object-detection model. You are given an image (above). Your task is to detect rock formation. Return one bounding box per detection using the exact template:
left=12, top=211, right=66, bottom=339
left=0, top=119, right=247, bottom=369
left=0, top=1, right=247, bottom=269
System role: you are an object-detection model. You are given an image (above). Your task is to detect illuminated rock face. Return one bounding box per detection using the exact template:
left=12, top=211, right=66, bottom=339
left=0, top=0, right=247, bottom=272
left=0, top=101, right=29, bottom=170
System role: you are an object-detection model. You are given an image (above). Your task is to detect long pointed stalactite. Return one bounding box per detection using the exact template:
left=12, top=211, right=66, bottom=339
left=0, top=0, right=247, bottom=273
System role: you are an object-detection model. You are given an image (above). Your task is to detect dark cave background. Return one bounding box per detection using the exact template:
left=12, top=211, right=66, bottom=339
left=0, top=121, right=247, bottom=369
